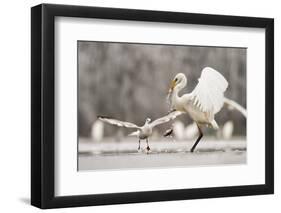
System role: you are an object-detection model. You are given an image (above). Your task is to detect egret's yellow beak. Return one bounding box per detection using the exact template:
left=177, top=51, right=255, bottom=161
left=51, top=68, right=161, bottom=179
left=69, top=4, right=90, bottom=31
left=169, top=79, right=177, bottom=92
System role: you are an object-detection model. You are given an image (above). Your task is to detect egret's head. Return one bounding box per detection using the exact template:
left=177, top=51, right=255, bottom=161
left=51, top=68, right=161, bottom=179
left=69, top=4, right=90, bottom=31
left=169, top=73, right=187, bottom=92
left=146, top=118, right=152, bottom=123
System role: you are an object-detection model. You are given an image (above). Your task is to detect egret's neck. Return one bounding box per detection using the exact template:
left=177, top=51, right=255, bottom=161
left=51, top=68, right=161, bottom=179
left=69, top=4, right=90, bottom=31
left=171, top=79, right=186, bottom=109
left=172, top=87, right=180, bottom=102
left=174, top=79, right=186, bottom=98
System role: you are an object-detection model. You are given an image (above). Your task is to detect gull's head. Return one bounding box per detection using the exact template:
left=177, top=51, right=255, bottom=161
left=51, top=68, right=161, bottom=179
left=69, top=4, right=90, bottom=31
left=146, top=118, right=152, bottom=123
left=169, top=73, right=187, bottom=93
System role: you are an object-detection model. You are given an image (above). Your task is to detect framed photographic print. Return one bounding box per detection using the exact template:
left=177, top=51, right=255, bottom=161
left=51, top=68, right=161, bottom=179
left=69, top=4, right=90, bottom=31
left=31, top=3, right=274, bottom=209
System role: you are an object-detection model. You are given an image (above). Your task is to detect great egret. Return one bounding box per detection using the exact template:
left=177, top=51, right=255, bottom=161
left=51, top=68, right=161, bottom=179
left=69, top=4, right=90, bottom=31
left=167, top=67, right=245, bottom=152
left=98, top=111, right=183, bottom=151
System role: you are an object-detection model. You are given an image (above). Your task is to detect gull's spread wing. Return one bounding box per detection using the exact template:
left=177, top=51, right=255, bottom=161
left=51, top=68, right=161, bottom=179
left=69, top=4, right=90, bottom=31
left=150, top=111, right=184, bottom=128
left=98, top=116, right=140, bottom=129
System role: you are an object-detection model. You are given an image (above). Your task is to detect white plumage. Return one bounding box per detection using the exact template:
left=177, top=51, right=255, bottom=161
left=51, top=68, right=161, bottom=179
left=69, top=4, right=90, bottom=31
left=224, top=97, right=247, bottom=118
left=191, top=67, right=228, bottom=114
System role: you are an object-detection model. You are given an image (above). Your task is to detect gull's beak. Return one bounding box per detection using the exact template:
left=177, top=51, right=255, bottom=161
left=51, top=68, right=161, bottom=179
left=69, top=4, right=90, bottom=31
left=168, top=80, right=176, bottom=93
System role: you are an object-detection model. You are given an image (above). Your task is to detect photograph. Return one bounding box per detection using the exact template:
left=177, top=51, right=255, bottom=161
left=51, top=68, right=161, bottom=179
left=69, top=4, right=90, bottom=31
left=30, top=3, right=274, bottom=209
left=77, top=41, right=247, bottom=171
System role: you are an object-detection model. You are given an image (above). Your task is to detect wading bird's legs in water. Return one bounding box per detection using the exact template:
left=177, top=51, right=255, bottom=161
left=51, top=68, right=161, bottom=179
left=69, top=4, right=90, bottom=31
left=138, top=139, right=141, bottom=150
left=146, top=138, right=150, bottom=151
left=190, top=124, right=203, bottom=153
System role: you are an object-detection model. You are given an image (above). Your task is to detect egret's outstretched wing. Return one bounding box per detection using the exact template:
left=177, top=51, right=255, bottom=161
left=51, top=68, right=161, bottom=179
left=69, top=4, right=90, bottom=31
left=190, top=67, right=228, bottom=114
left=150, top=111, right=184, bottom=128
left=224, top=97, right=247, bottom=118
left=98, top=116, right=140, bottom=129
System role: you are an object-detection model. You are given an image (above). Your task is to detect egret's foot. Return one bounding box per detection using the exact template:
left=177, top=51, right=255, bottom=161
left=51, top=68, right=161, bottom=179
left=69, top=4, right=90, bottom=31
left=190, top=148, right=198, bottom=153
left=163, top=128, right=173, bottom=137
left=169, top=109, right=177, bottom=113
left=146, top=146, right=150, bottom=151
left=138, top=146, right=140, bottom=150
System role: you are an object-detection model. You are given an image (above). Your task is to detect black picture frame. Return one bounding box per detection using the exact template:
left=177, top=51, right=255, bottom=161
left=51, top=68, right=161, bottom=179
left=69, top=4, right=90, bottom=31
left=31, top=3, right=274, bottom=209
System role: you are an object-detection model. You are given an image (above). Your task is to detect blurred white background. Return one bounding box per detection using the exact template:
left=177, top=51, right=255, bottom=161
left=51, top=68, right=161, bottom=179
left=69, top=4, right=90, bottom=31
left=0, top=0, right=279, bottom=212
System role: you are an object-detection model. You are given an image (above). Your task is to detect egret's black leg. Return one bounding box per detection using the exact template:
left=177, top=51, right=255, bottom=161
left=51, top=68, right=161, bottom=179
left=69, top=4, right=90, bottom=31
left=190, top=125, right=203, bottom=153
left=146, top=138, right=150, bottom=151
left=138, top=139, right=141, bottom=150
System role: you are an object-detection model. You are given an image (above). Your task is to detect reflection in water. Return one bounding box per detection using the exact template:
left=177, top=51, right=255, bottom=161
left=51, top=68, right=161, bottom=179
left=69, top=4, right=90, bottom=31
left=78, top=138, right=246, bottom=171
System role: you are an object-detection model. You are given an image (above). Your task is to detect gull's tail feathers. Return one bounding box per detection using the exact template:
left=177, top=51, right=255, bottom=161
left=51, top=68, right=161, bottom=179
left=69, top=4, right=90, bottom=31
left=128, top=130, right=140, bottom=137
left=224, top=97, right=247, bottom=118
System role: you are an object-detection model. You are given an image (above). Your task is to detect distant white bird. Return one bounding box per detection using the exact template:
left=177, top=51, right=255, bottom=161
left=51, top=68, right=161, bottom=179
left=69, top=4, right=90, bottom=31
left=98, top=111, right=183, bottom=151
left=221, top=120, right=234, bottom=140
left=91, top=120, right=104, bottom=142
left=170, top=120, right=185, bottom=140
left=184, top=122, right=199, bottom=140
left=167, top=67, right=229, bottom=152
